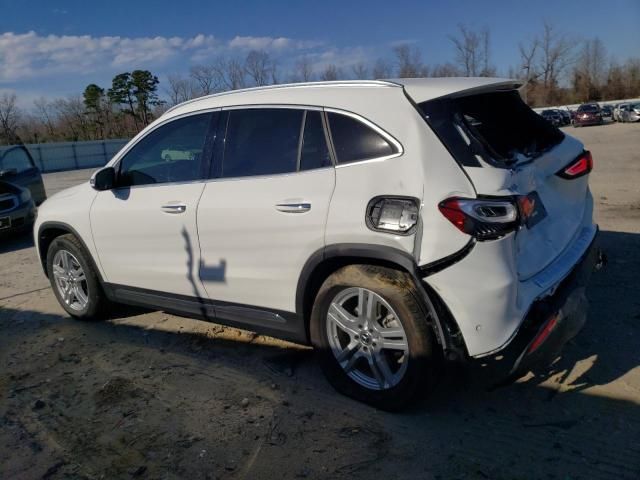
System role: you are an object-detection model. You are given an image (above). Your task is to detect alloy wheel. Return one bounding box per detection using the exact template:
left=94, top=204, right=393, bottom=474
left=326, top=287, right=409, bottom=390
left=52, top=250, right=89, bottom=311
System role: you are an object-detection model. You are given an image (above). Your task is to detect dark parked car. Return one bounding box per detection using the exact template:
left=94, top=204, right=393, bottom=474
left=541, top=109, right=562, bottom=126
left=558, top=109, right=571, bottom=126
left=0, top=145, right=47, bottom=205
left=574, top=103, right=603, bottom=127
left=0, top=180, right=37, bottom=235
left=601, top=105, right=613, bottom=119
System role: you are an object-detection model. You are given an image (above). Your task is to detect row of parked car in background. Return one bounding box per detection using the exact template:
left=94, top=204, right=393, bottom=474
left=540, top=101, right=640, bottom=127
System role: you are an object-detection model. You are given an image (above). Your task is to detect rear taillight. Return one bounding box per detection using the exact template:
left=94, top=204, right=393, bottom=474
left=557, top=151, right=593, bottom=179
left=439, top=192, right=547, bottom=240
left=438, top=197, right=519, bottom=240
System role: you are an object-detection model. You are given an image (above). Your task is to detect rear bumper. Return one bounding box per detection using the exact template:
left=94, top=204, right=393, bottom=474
left=482, top=230, right=602, bottom=380
left=575, top=117, right=602, bottom=126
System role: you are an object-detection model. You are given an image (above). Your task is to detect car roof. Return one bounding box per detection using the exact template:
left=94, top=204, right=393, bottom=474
left=163, top=77, right=522, bottom=118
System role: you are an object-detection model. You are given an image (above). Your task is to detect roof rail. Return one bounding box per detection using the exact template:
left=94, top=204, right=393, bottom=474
left=163, top=80, right=401, bottom=115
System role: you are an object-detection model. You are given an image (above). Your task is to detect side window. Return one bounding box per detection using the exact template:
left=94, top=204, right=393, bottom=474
left=0, top=146, right=35, bottom=173
left=300, top=111, right=331, bottom=170
left=327, top=112, right=396, bottom=164
left=222, top=108, right=303, bottom=178
left=118, top=113, right=213, bottom=187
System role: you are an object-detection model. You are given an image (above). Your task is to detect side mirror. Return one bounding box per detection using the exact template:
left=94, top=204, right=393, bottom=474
left=0, top=168, right=18, bottom=178
left=91, top=167, right=116, bottom=191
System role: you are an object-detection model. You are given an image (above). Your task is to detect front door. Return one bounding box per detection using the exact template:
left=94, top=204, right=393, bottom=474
left=91, top=112, right=217, bottom=297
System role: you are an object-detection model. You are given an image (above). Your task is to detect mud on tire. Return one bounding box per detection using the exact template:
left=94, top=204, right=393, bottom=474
left=310, top=264, right=440, bottom=411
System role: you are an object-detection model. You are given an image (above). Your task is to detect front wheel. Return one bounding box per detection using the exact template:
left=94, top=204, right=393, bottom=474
left=310, top=265, right=439, bottom=410
left=46, top=234, right=110, bottom=319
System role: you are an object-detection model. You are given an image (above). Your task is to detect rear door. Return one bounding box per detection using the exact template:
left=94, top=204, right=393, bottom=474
left=197, top=107, right=335, bottom=315
left=418, top=89, right=593, bottom=280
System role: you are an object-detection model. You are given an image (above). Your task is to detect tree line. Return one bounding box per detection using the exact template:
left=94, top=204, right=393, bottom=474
left=1, top=21, right=639, bottom=146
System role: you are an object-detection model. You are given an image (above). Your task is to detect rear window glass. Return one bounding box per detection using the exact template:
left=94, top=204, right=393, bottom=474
left=222, top=109, right=303, bottom=178
left=419, top=91, right=564, bottom=167
left=327, top=112, right=396, bottom=164
left=578, top=105, right=598, bottom=112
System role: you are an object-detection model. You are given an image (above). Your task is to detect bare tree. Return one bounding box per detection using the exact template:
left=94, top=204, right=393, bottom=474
left=538, top=21, right=575, bottom=104
left=372, top=58, right=392, bottom=79
left=166, top=74, right=199, bottom=105
left=211, top=57, right=246, bottom=90
left=431, top=63, right=460, bottom=77
left=33, top=97, right=57, bottom=139
left=0, top=93, right=21, bottom=144
left=393, top=44, right=428, bottom=77
left=481, top=28, right=494, bottom=76
left=449, top=25, right=494, bottom=76
left=352, top=62, right=369, bottom=79
left=573, top=37, right=607, bottom=101
left=244, top=50, right=274, bottom=86
left=270, top=59, right=280, bottom=85
left=52, top=96, right=90, bottom=141
left=519, top=38, right=540, bottom=82
left=320, top=64, right=344, bottom=81
left=293, top=56, right=314, bottom=82
left=190, top=65, right=218, bottom=95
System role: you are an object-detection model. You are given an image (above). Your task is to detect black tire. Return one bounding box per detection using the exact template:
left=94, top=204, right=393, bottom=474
left=310, top=265, right=439, bottom=411
left=46, top=233, right=110, bottom=320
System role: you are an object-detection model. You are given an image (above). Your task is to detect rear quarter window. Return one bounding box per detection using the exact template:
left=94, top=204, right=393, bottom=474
left=326, top=112, right=397, bottom=164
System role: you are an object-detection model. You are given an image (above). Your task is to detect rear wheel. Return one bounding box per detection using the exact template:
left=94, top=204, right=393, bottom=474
left=310, top=265, right=439, bottom=410
left=46, top=234, right=110, bottom=319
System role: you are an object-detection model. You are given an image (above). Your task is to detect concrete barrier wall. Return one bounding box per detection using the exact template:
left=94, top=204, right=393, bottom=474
left=2, top=139, right=129, bottom=173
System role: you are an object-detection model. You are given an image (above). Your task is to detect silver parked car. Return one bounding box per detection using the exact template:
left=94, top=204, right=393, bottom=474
left=621, top=102, right=640, bottom=122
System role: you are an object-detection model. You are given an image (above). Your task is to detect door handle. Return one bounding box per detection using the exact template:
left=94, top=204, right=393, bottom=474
left=161, top=203, right=187, bottom=214
left=275, top=202, right=311, bottom=213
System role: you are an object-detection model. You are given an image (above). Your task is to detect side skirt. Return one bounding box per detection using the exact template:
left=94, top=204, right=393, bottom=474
left=103, top=283, right=308, bottom=344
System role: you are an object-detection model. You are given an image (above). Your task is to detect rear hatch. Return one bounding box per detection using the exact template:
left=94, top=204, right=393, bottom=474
left=411, top=84, right=590, bottom=280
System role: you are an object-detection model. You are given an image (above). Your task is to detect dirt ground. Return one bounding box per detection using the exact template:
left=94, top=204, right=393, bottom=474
left=1, top=122, right=639, bottom=479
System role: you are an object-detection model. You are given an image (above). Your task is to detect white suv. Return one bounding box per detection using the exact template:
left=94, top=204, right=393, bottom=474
left=35, top=79, right=601, bottom=410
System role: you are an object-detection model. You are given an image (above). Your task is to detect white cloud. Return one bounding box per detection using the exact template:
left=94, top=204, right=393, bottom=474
left=300, top=46, right=373, bottom=73
left=0, top=31, right=321, bottom=82
left=228, top=35, right=322, bottom=51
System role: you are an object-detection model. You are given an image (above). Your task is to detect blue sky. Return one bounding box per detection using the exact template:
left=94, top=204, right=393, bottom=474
left=1, top=0, right=639, bottom=107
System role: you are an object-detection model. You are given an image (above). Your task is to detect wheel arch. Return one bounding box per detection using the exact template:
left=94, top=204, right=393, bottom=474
left=296, top=244, right=466, bottom=356
left=37, top=221, right=104, bottom=284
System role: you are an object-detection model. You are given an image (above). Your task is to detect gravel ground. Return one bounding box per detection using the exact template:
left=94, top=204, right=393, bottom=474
left=1, top=122, right=639, bottom=479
